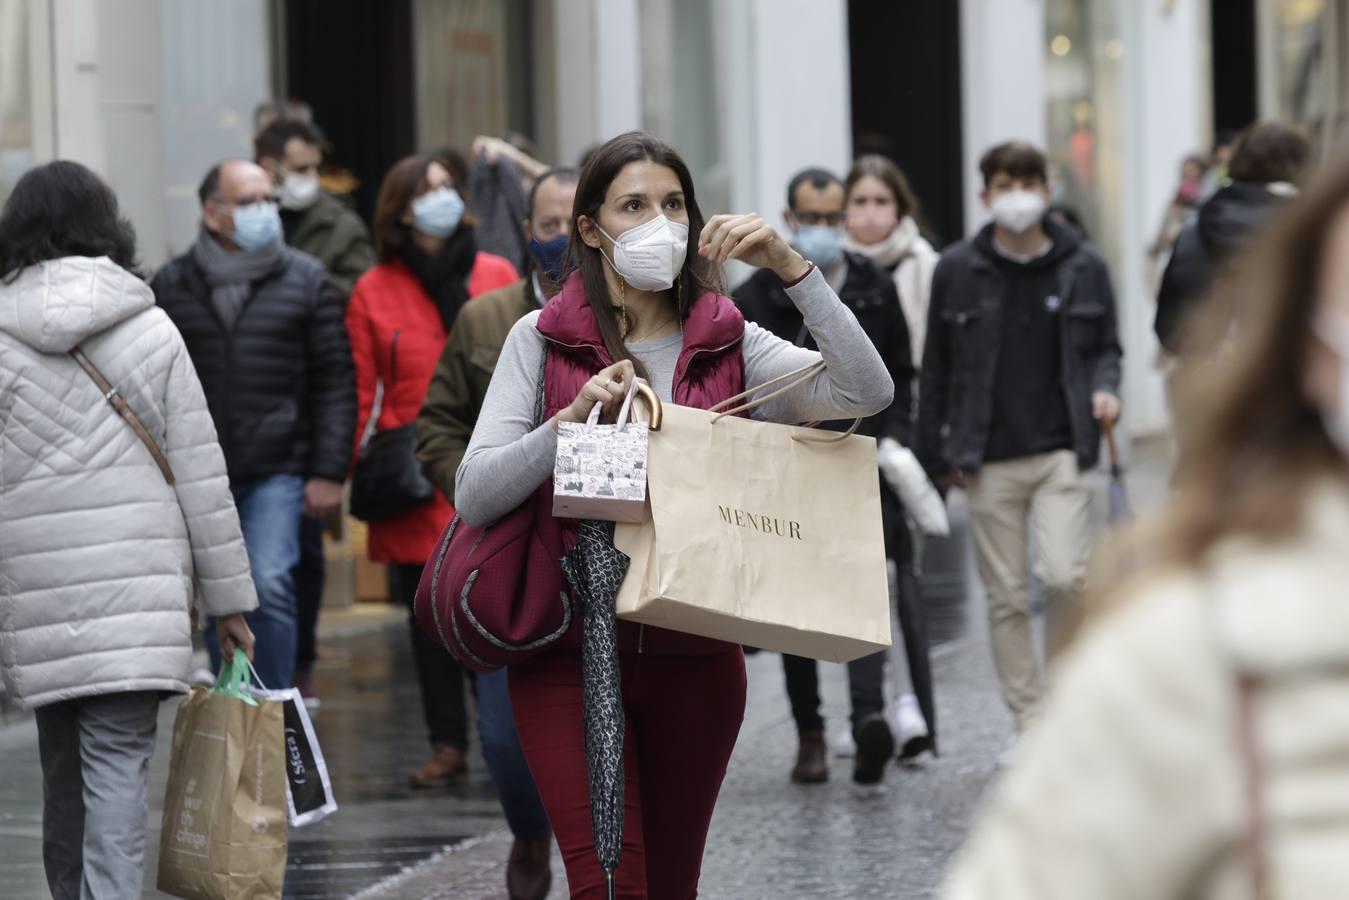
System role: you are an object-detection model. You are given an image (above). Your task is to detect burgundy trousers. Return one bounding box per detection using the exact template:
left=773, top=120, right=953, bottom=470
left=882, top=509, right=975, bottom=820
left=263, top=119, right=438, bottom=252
left=509, top=646, right=747, bottom=899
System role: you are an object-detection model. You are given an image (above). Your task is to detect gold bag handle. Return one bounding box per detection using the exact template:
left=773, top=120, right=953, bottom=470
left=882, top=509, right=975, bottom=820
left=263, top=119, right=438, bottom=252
left=705, top=360, right=861, bottom=445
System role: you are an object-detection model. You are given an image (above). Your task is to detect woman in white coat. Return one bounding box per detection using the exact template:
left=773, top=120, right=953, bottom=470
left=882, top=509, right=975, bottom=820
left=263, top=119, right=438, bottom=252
left=843, top=155, right=940, bottom=367
left=942, top=154, right=1349, bottom=898
left=0, top=161, right=257, bottom=900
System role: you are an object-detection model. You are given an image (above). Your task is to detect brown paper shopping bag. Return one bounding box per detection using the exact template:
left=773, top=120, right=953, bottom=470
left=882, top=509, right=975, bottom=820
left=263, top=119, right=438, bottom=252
left=157, top=656, right=288, bottom=900
left=614, top=364, right=891, bottom=663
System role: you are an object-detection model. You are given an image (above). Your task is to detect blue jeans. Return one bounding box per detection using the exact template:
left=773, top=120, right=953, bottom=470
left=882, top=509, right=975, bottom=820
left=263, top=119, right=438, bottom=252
left=476, top=668, right=550, bottom=840
left=207, top=473, right=305, bottom=690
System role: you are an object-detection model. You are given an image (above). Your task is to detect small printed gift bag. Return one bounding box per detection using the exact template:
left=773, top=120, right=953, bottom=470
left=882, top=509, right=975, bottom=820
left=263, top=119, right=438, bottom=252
left=553, top=380, right=658, bottom=523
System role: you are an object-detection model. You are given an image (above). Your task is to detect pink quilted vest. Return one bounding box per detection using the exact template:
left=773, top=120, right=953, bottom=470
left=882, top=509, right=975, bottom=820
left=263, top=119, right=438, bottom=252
left=536, top=272, right=748, bottom=656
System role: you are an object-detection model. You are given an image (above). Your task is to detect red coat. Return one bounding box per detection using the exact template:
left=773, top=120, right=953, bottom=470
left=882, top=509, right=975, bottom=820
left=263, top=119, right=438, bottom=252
left=347, top=252, right=519, bottom=564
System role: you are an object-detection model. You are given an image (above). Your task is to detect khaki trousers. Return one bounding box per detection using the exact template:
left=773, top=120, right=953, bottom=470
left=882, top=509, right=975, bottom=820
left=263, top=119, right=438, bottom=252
left=966, top=450, right=1092, bottom=730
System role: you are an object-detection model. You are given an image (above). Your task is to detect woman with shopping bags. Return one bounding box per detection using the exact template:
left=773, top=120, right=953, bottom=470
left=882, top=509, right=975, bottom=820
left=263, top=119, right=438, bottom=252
left=347, top=152, right=518, bottom=788
left=453, top=131, right=894, bottom=898
left=0, top=161, right=258, bottom=899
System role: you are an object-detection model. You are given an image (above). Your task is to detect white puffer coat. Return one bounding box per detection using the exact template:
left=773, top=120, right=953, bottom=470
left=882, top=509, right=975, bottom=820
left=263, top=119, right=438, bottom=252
left=0, top=256, right=257, bottom=708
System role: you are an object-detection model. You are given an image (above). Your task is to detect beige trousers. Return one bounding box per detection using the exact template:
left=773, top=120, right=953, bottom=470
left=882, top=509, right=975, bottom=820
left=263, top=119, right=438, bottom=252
left=965, top=450, right=1092, bottom=730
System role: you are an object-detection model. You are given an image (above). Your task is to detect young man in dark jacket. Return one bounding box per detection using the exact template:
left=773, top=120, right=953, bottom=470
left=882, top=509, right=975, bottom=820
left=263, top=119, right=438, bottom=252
left=255, top=118, right=376, bottom=300
left=413, top=168, right=577, bottom=900
left=153, top=160, right=355, bottom=693
left=917, top=142, right=1122, bottom=744
left=735, top=168, right=919, bottom=786
left=256, top=117, right=376, bottom=703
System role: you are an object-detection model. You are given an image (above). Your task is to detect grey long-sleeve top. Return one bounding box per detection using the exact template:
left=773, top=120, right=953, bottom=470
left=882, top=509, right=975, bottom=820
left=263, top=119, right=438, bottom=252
left=454, top=265, right=894, bottom=527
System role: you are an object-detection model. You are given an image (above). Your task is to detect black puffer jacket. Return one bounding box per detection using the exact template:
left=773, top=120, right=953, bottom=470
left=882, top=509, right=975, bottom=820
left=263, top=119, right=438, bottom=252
left=152, top=248, right=356, bottom=485
left=1154, top=181, right=1293, bottom=352
left=733, top=252, right=914, bottom=444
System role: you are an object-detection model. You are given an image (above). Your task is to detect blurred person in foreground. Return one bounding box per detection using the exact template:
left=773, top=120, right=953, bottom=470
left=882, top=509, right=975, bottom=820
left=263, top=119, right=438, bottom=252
left=735, top=166, right=918, bottom=785
left=0, top=161, right=257, bottom=899
left=153, top=160, right=355, bottom=692
left=942, top=153, right=1349, bottom=899
left=347, top=153, right=518, bottom=789
left=1154, top=122, right=1312, bottom=355
left=415, top=166, right=579, bottom=900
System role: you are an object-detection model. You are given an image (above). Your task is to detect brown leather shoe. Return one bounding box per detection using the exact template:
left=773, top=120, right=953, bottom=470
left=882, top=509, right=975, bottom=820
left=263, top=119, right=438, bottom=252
left=507, top=828, right=553, bottom=900
left=790, top=729, right=828, bottom=783
left=407, top=744, right=468, bottom=789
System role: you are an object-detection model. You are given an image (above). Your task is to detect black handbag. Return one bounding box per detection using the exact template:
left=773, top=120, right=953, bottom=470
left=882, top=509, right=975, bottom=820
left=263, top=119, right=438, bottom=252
left=350, top=331, right=436, bottom=522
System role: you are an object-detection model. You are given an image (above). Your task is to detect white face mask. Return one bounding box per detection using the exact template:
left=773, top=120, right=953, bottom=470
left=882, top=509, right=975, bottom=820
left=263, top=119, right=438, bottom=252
left=278, top=172, right=321, bottom=211
left=1314, top=311, right=1349, bottom=455
left=990, top=190, right=1047, bottom=234
left=596, top=215, right=689, bottom=292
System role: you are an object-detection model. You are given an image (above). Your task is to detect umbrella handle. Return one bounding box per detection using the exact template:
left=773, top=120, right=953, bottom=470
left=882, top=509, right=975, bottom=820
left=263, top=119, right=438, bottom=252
left=1103, top=418, right=1121, bottom=471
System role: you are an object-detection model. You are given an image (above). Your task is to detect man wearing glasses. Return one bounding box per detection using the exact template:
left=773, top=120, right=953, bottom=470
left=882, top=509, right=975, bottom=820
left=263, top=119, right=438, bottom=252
left=153, top=160, right=355, bottom=692
left=733, top=167, right=916, bottom=786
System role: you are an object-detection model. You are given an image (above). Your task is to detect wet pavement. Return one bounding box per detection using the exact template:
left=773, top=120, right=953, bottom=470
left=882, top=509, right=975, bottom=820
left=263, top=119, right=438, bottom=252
left=0, top=443, right=1171, bottom=899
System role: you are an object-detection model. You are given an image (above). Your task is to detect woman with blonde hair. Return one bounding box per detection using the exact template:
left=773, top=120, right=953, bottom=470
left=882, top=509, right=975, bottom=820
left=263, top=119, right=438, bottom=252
left=942, top=153, right=1349, bottom=898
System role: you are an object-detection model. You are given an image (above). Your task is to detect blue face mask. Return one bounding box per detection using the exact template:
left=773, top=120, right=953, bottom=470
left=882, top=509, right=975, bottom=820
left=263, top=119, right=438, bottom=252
left=231, top=202, right=282, bottom=252
left=529, top=233, right=570, bottom=283
left=793, top=223, right=845, bottom=267
left=412, top=187, right=466, bottom=239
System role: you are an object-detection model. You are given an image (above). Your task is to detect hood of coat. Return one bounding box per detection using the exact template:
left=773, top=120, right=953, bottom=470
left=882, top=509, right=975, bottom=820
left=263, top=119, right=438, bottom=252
left=0, top=256, right=154, bottom=354
left=1196, top=180, right=1291, bottom=259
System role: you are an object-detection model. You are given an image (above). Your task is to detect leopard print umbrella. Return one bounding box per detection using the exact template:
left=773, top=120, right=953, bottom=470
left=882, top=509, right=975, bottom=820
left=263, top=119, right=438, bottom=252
left=560, top=519, right=628, bottom=897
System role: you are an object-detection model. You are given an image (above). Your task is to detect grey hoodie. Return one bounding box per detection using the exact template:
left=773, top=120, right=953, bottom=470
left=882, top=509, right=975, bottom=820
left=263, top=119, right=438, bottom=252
left=0, top=256, right=257, bottom=708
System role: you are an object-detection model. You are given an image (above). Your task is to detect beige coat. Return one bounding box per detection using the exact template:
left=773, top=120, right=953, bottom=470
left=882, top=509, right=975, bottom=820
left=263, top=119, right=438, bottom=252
left=942, top=485, right=1349, bottom=900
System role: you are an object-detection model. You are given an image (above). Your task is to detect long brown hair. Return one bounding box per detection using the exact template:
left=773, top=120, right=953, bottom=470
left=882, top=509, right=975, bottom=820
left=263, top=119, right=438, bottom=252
left=565, top=132, right=723, bottom=378
left=1148, top=155, right=1349, bottom=569
left=373, top=153, right=477, bottom=262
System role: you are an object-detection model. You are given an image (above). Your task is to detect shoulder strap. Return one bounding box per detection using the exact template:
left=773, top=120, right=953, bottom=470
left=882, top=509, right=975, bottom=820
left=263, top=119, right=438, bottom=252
left=1237, top=674, right=1271, bottom=900
left=69, top=348, right=176, bottom=485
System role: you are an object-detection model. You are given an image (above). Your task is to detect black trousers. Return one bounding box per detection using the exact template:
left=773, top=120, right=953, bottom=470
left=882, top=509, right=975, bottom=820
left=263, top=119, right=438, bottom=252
left=293, top=515, right=326, bottom=676
left=783, top=481, right=936, bottom=746
left=389, top=562, right=471, bottom=750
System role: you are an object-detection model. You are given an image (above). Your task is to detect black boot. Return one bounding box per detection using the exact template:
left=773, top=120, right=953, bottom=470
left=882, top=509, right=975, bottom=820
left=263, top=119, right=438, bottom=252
left=791, top=729, right=828, bottom=783
left=853, top=714, right=895, bottom=785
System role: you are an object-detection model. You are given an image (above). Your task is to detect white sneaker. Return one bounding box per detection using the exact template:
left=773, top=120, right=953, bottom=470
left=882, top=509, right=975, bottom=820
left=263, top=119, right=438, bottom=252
left=190, top=667, right=216, bottom=687
left=832, top=726, right=857, bottom=758
left=894, top=694, right=931, bottom=762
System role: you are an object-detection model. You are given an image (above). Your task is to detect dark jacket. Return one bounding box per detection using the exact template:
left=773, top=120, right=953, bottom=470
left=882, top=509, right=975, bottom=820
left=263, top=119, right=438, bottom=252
left=280, top=191, right=377, bottom=301
left=416, top=279, right=535, bottom=502
left=733, top=253, right=915, bottom=444
left=152, top=247, right=356, bottom=485
left=917, top=219, right=1122, bottom=477
left=1154, top=181, right=1292, bottom=353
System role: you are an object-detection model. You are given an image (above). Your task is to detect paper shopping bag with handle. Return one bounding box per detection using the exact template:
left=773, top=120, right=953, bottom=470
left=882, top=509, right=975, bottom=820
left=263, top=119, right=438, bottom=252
left=554, top=380, right=662, bottom=523
left=157, top=652, right=288, bottom=900
left=614, top=363, right=891, bottom=663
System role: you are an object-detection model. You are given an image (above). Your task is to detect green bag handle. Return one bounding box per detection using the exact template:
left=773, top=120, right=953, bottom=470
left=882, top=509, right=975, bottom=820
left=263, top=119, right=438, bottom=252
left=211, top=649, right=261, bottom=706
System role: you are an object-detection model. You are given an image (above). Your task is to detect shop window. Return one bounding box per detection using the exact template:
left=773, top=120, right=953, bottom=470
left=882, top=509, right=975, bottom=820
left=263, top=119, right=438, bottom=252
left=0, top=0, right=34, bottom=205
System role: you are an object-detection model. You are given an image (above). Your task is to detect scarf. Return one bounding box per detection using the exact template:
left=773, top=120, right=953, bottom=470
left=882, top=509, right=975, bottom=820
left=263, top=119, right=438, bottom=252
left=400, top=226, right=478, bottom=330
left=843, top=215, right=922, bottom=272
left=190, top=226, right=284, bottom=329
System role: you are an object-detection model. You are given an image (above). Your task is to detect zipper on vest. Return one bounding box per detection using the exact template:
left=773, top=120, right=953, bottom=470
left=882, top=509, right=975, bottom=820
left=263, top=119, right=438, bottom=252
left=676, top=337, right=744, bottom=395
left=638, top=624, right=645, bottom=654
